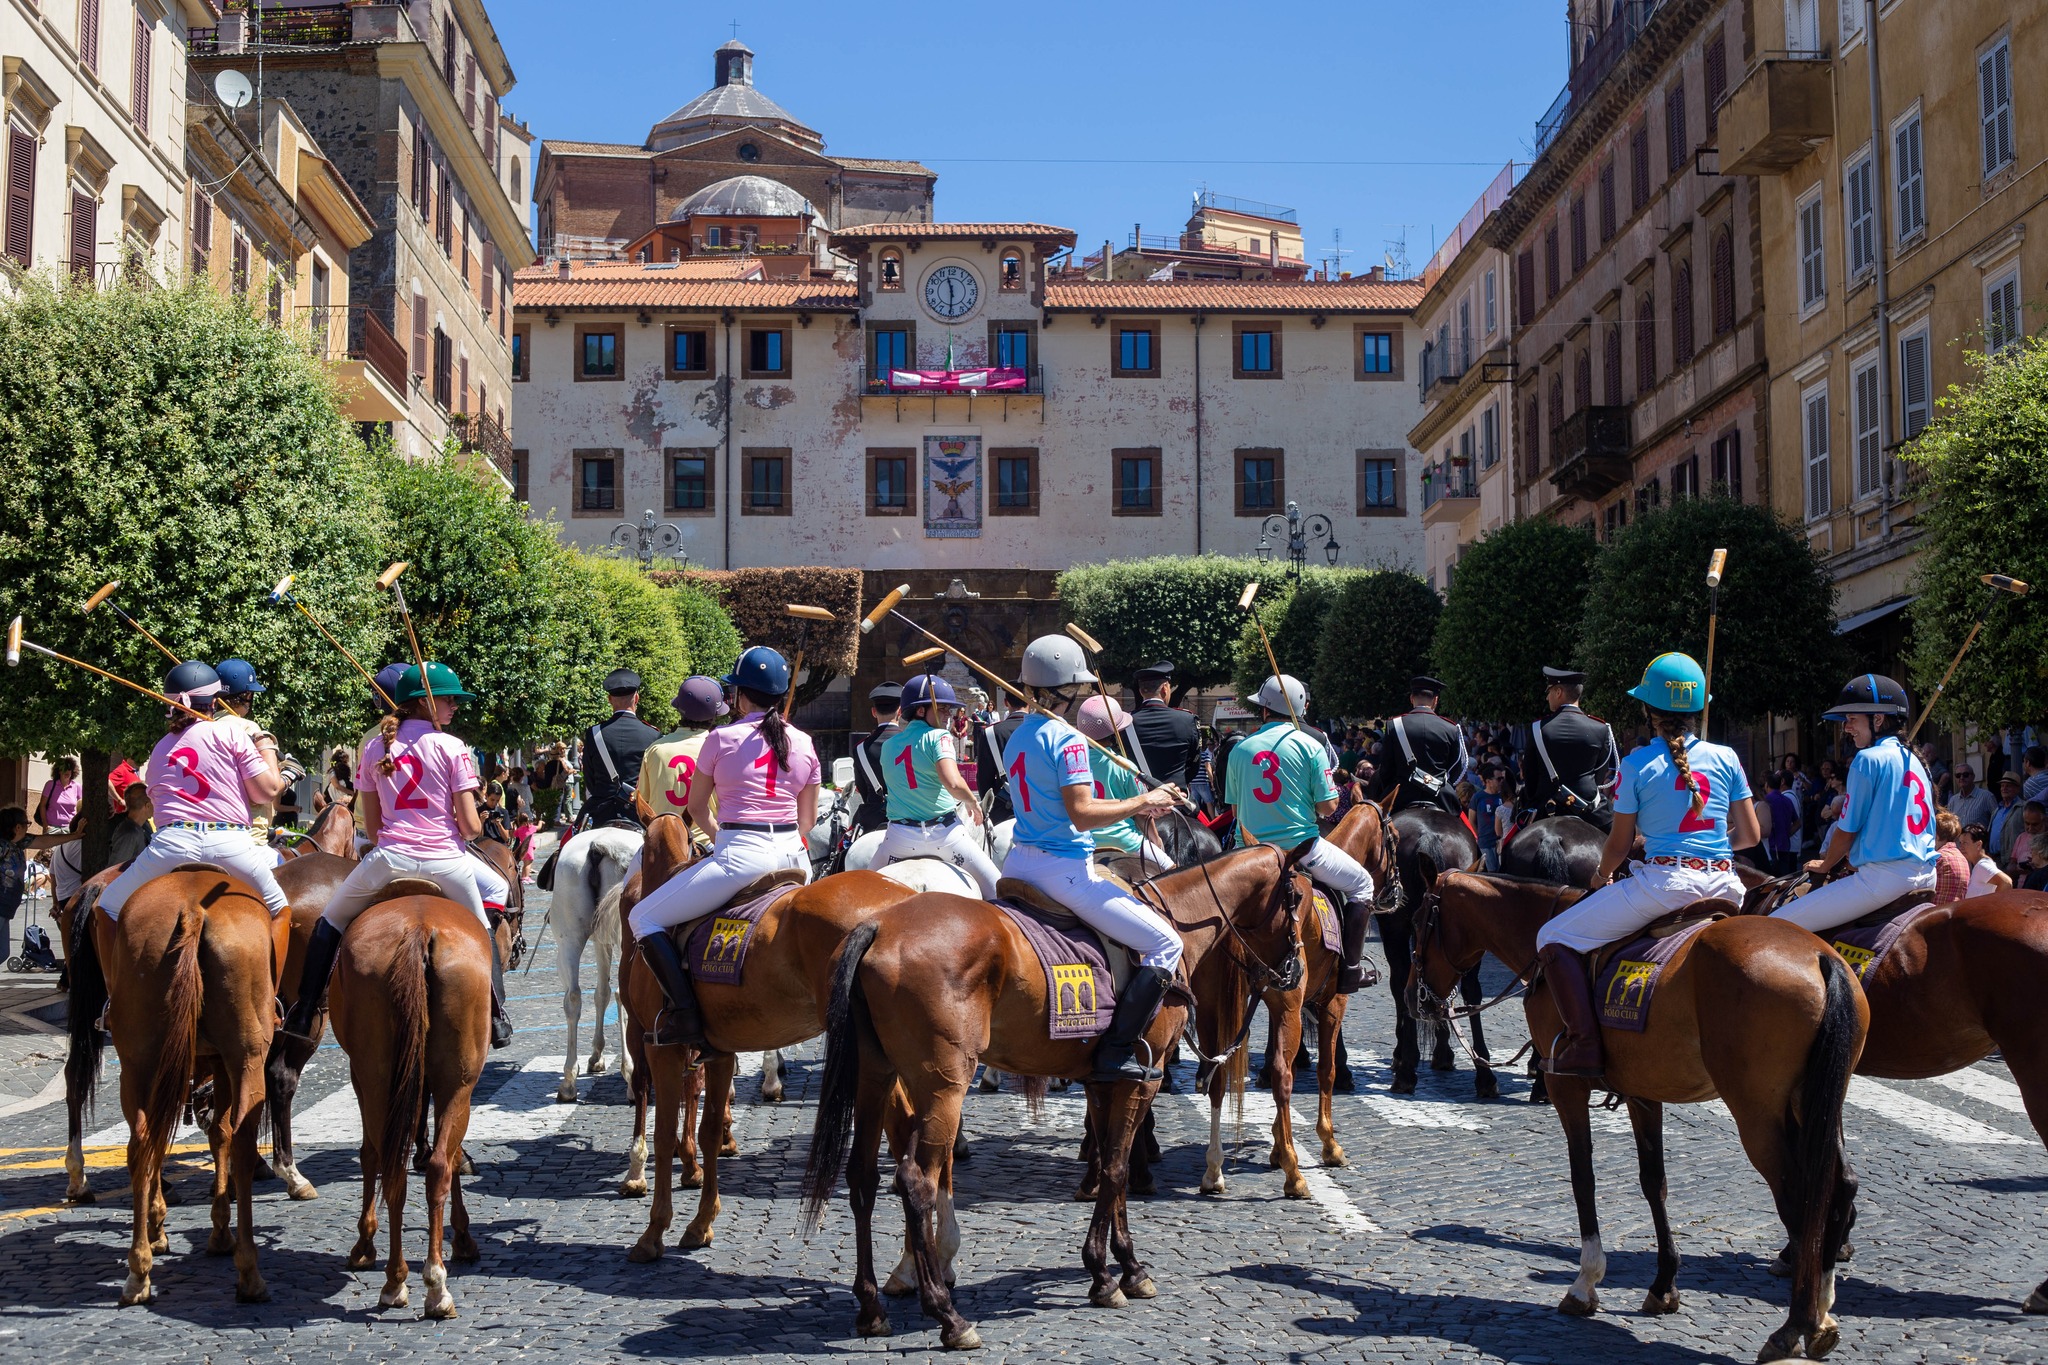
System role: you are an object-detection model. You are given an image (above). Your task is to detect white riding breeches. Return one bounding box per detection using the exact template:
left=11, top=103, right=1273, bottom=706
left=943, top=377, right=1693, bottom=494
left=872, top=818, right=1001, bottom=896
left=626, top=828, right=809, bottom=940
left=467, top=849, right=510, bottom=910
left=1771, top=858, right=1937, bottom=936
left=1002, top=843, right=1182, bottom=971
left=1297, top=837, right=1375, bottom=905
left=322, top=847, right=487, bottom=931
left=1534, top=863, right=1744, bottom=953
left=98, top=824, right=290, bottom=918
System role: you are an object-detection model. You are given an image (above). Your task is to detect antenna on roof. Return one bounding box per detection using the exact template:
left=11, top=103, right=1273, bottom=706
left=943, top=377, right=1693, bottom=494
left=1384, top=229, right=1411, bottom=281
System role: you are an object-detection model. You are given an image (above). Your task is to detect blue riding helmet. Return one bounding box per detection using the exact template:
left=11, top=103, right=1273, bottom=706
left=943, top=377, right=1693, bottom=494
left=1626, top=651, right=1709, bottom=714
left=373, top=662, right=409, bottom=709
left=724, top=646, right=791, bottom=700
left=900, top=674, right=959, bottom=714
left=1822, top=673, right=1911, bottom=721
left=215, top=657, right=267, bottom=694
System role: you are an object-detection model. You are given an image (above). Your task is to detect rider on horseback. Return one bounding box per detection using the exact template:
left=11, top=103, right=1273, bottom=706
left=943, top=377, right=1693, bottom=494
left=1225, top=675, right=1379, bottom=993
left=286, top=662, right=514, bottom=1050
left=1772, top=674, right=1938, bottom=934
left=210, top=657, right=294, bottom=848
left=635, top=675, right=728, bottom=853
left=1532, top=652, right=1761, bottom=1078
left=627, top=646, right=821, bottom=1048
left=1073, top=695, right=1175, bottom=872
left=1521, top=666, right=1621, bottom=830
left=1001, top=636, right=1185, bottom=1083
left=1371, top=676, right=1469, bottom=815
left=97, top=660, right=292, bottom=923
left=871, top=674, right=1001, bottom=895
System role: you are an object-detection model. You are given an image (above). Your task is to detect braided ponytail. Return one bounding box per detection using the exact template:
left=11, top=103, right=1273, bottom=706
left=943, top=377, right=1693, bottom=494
left=376, top=713, right=402, bottom=778
left=1650, top=708, right=1705, bottom=819
left=742, top=688, right=793, bottom=771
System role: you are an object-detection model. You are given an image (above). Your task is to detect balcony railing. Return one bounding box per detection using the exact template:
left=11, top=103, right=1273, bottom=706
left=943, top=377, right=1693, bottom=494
left=1536, top=0, right=1664, bottom=157
left=454, top=412, right=516, bottom=479
left=1195, top=191, right=1298, bottom=224
left=694, top=230, right=811, bottom=256
left=1421, top=461, right=1478, bottom=510
left=190, top=4, right=353, bottom=54
left=1418, top=336, right=1475, bottom=397
left=1550, top=406, right=1634, bottom=499
left=863, top=365, right=1043, bottom=397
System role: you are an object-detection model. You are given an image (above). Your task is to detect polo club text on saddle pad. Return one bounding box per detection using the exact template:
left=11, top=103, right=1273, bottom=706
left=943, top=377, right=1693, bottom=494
left=682, top=886, right=795, bottom=987
left=993, top=900, right=1117, bottom=1041
left=1829, top=902, right=1936, bottom=981
left=1309, top=889, right=1341, bottom=955
left=1594, top=916, right=1719, bottom=1033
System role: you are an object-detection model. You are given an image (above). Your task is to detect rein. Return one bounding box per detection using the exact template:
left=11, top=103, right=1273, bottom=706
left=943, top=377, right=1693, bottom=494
left=1409, top=877, right=1565, bottom=1025
left=1137, top=846, right=1304, bottom=1070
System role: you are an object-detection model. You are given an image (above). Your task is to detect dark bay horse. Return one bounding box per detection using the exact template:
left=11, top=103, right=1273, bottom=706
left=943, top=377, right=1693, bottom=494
left=1381, top=804, right=1494, bottom=1094
left=801, top=843, right=1309, bottom=1350
left=1413, top=869, right=1865, bottom=1362
left=1498, top=814, right=1607, bottom=887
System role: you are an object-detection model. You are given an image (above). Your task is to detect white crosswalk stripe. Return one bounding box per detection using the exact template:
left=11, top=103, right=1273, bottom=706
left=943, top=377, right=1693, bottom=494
left=1920, top=1063, right=2033, bottom=1117
left=1845, top=1075, right=2031, bottom=1145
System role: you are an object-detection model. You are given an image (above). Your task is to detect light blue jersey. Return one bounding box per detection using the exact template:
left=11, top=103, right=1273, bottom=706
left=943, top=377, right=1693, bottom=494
left=1838, top=735, right=1938, bottom=868
left=1001, top=712, right=1094, bottom=858
left=1614, top=734, right=1751, bottom=861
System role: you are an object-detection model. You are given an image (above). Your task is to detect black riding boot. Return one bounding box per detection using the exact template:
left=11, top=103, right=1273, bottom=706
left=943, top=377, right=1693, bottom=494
left=1334, top=893, right=1379, bottom=993
left=1089, top=966, right=1173, bottom=1084
left=1535, top=944, right=1604, bottom=1079
left=489, top=939, right=513, bottom=1049
left=638, top=933, right=704, bottom=1049
left=283, top=919, right=343, bottom=1045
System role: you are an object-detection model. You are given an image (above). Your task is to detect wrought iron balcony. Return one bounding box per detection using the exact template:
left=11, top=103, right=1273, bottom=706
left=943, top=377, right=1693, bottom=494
left=1418, top=336, right=1475, bottom=398
left=1550, top=406, right=1633, bottom=499
left=453, top=412, right=516, bottom=480
left=1421, top=460, right=1478, bottom=525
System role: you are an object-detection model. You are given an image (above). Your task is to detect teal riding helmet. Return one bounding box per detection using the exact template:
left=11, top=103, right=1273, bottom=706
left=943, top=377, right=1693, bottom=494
left=1626, top=651, right=1709, bottom=714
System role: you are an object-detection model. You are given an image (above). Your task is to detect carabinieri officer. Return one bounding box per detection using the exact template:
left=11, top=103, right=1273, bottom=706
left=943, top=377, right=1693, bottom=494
left=580, top=668, right=660, bottom=828
left=1521, top=665, right=1621, bottom=827
left=1372, top=675, right=1469, bottom=813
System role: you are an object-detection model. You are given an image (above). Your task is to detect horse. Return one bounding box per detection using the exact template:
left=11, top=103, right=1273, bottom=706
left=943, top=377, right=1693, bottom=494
left=328, top=891, right=494, bottom=1319
left=254, top=850, right=358, bottom=1200
left=1498, top=814, right=1607, bottom=888
left=273, top=800, right=357, bottom=859
left=548, top=825, right=641, bottom=1103
left=68, top=868, right=283, bottom=1305
left=1411, top=869, right=1865, bottom=1363
left=617, top=813, right=921, bottom=1258
left=800, top=842, right=1310, bottom=1351
left=1380, top=803, right=1495, bottom=1095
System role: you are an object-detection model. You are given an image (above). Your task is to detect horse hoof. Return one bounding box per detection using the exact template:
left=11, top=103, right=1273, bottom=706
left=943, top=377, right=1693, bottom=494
left=286, top=1178, right=319, bottom=1202
left=627, top=1239, right=664, bottom=1264
left=882, top=1273, right=915, bottom=1298
left=1641, top=1289, right=1680, bottom=1315
left=1431, top=1055, right=1455, bottom=1072
left=1284, top=1178, right=1312, bottom=1200
left=759, top=1086, right=784, bottom=1104
left=618, top=1179, right=648, bottom=1198
left=942, top=1324, right=983, bottom=1351
left=1130, top=1171, right=1155, bottom=1197
left=424, top=1299, right=457, bottom=1321
left=151, top=1233, right=170, bottom=1255
left=679, top=1224, right=714, bottom=1250
left=586, top=1056, right=609, bottom=1076
left=1323, top=1148, right=1348, bottom=1168
left=452, top=1235, right=481, bottom=1263
left=555, top=1088, right=579, bottom=1105
left=118, top=1275, right=153, bottom=1307
left=1837, top=1241, right=1853, bottom=1263
left=207, top=1230, right=235, bottom=1256
left=2025, top=1285, right=2048, bottom=1314
left=1389, top=1072, right=1417, bottom=1095
left=720, top=1139, right=738, bottom=1157
left=1072, top=1183, right=1098, bottom=1202
left=237, top=1281, right=271, bottom=1304
left=1558, top=1290, right=1597, bottom=1317
left=1767, top=1252, right=1792, bottom=1279
left=347, top=1245, right=377, bottom=1270
left=1474, top=1072, right=1500, bottom=1100
left=1089, top=1285, right=1128, bottom=1309
left=457, top=1153, right=477, bottom=1177
left=1200, top=1176, right=1227, bottom=1196
left=1807, top=1317, right=1841, bottom=1359
left=681, top=1170, right=704, bottom=1190
left=979, top=1072, right=999, bottom=1092
left=1755, top=1326, right=1802, bottom=1362
left=66, top=1185, right=95, bottom=1205
left=1121, top=1274, right=1158, bottom=1300
left=379, top=1284, right=409, bottom=1310
left=857, top=1313, right=893, bottom=1337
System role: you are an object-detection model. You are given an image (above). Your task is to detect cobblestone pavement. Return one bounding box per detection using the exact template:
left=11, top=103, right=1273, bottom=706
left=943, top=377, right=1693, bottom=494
left=1, top=888, right=2042, bottom=1364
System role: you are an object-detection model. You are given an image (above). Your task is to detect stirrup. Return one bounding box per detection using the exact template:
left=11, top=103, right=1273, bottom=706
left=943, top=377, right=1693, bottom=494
left=1088, top=1038, right=1163, bottom=1085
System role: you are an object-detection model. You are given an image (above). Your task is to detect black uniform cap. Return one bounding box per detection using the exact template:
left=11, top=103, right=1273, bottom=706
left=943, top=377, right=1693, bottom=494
left=604, top=669, right=643, bottom=693
left=1409, top=675, right=1446, bottom=695
left=869, top=681, right=904, bottom=706
left=1542, top=665, right=1587, bottom=686
left=1133, top=660, right=1175, bottom=681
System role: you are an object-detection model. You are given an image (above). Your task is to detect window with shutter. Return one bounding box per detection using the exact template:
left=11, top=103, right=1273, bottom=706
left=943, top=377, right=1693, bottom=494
left=4, top=128, right=35, bottom=268
left=131, top=16, right=151, bottom=134
left=230, top=232, right=249, bottom=295
left=1604, top=326, right=1623, bottom=405
left=1543, top=225, right=1559, bottom=298
left=1803, top=385, right=1831, bottom=520
left=412, top=127, right=428, bottom=214
left=189, top=192, right=211, bottom=273
left=1574, top=349, right=1592, bottom=411
left=1980, top=39, right=2014, bottom=178
left=1516, top=249, right=1536, bottom=326
left=442, top=21, right=458, bottom=88
left=459, top=355, right=469, bottom=414
left=1844, top=152, right=1875, bottom=277
left=79, top=0, right=100, bottom=74
left=1893, top=111, right=1925, bottom=240
left=464, top=56, right=477, bottom=125
left=411, top=290, right=429, bottom=379
left=1598, top=161, right=1616, bottom=243
left=1711, top=431, right=1742, bottom=501
left=1711, top=226, right=1735, bottom=336
left=1548, top=376, right=1565, bottom=451
left=1569, top=197, right=1586, bottom=274
left=484, top=96, right=497, bottom=164
left=1797, top=190, right=1825, bottom=311
left=1635, top=292, right=1656, bottom=390
left=1851, top=357, right=1882, bottom=498
left=1666, top=82, right=1688, bottom=181
left=434, top=329, right=453, bottom=409
left=1630, top=125, right=1650, bottom=213
left=69, top=190, right=95, bottom=279
left=1986, top=270, right=2022, bottom=352
left=1484, top=269, right=1497, bottom=335
left=1899, top=331, right=1931, bottom=438
left=1673, top=261, right=1696, bottom=367
left=1704, top=29, right=1727, bottom=136
left=480, top=241, right=494, bottom=314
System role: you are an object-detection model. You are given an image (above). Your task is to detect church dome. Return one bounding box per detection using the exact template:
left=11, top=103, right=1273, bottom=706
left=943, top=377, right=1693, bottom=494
left=668, top=175, right=821, bottom=224
left=647, top=43, right=824, bottom=153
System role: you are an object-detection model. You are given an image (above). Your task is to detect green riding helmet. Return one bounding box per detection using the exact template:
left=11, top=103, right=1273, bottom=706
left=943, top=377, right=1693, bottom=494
left=394, top=661, right=477, bottom=702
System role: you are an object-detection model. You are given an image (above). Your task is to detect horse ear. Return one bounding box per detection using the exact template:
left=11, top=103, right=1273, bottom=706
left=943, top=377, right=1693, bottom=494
left=632, top=792, right=657, bottom=826
left=1285, top=836, right=1318, bottom=867
left=1373, top=790, right=1398, bottom=815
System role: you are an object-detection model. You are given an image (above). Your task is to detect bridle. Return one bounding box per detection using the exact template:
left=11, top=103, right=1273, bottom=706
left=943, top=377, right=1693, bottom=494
left=1136, top=844, right=1305, bottom=1070
left=1407, top=876, right=1561, bottom=1028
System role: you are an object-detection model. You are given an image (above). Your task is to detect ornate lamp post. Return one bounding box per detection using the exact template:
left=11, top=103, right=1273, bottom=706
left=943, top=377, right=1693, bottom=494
left=1254, top=500, right=1340, bottom=581
left=609, top=508, right=689, bottom=570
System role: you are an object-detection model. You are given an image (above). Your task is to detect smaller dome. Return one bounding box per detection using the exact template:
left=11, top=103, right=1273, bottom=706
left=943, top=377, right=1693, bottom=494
left=669, top=175, right=818, bottom=223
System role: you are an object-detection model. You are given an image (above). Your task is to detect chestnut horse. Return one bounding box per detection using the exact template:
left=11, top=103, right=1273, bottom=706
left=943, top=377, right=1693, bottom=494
left=328, top=892, right=493, bottom=1319
left=78, top=868, right=284, bottom=1305
left=617, top=812, right=919, bottom=1259
left=1412, top=870, right=1866, bottom=1363
left=800, top=842, right=1310, bottom=1351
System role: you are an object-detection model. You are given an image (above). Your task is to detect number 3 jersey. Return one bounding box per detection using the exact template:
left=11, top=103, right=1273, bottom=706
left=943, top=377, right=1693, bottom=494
left=1224, top=718, right=1337, bottom=850
left=146, top=717, right=270, bottom=828
left=358, top=718, right=481, bottom=858
left=638, top=727, right=714, bottom=818
left=1837, top=734, right=1937, bottom=868
left=1613, top=734, right=1751, bottom=862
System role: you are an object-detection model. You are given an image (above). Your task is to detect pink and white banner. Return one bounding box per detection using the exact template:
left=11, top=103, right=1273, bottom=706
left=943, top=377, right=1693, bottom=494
left=887, top=368, right=1027, bottom=392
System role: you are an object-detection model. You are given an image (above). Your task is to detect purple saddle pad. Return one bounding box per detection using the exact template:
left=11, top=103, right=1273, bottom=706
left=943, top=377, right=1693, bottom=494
left=681, top=885, right=796, bottom=988
left=1593, top=916, right=1719, bottom=1034
left=1828, top=902, right=1936, bottom=981
left=993, top=899, right=1117, bottom=1041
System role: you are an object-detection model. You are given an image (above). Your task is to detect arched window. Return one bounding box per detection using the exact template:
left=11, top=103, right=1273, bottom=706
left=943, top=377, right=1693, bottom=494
left=1635, top=290, right=1656, bottom=390
left=1000, top=252, right=1023, bottom=291
left=1526, top=394, right=1543, bottom=478
left=878, top=249, right=903, bottom=291
left=1710, top=225, right=1735, bottom=337
left=1604, top=325, right=1624, bottom=406
left=1574, top=349, right=1593, bottom=410
left=1672, top=259, right=1696, bottom=367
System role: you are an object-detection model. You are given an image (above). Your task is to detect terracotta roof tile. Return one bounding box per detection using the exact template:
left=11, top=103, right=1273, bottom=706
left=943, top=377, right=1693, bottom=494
left=831, top=156, right=936, bottom=176
left=512, top=259, right=762, bottom=282
left=540, top=139, right=652, bottom=158
left=831, top=222, right=1076, bottom=244
left=513, top=270, right=857, bottom=311
left=1043, top=279, right=1424, bottom=313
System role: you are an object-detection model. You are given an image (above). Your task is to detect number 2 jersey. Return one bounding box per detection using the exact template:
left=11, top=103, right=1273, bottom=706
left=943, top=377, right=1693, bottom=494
left=358, top=718, right=481, bottom=858
left=146, top=718, right=269, bottom=828
left=1613, top=734, right=1751, bottom=862
left=1838, top=734, right=1937, bottom=868
left=1223, top=718, right=1337, bottom=849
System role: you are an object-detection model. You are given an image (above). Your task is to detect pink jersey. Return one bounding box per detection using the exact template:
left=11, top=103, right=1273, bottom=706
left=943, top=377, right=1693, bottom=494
left=358, top=720, right=480, bottom=858
left=146, top=720, right=267, bottom=827
left=697, top=712, right=820, bottom=825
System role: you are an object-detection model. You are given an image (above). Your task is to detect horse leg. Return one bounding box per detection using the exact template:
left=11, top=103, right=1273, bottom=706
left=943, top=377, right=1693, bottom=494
left=348, top=1143, right=380, bottom=1268
left=721, top=1072, right=739, bottom=1155
left=224, top=1053, right=269, bottom=1303
left=881, top=1088, right=923, bottom=1298
left=619, top=1054, right=650, bottom=1198
left=117, top=1071, right=160, bottom=1306
left=1626, top=1098, right=1680, bottom=1314
left=206, top=1058, right=235, bottom=1257
left=760, top=1048, right=785, bottom=1103
left=849, top=1070, right=894, bottom=1335
left=896, top=1100, right=979, bottom=1350
left=1200, top=1054, right=1228, bottom=1195
left=1128, top=1106, right=1156, bottom=1197
left=379, top=1134, right=410, bottom=1309
left=1073, top=1104, right=1102, bottom=1202
left=1083, top=1081, right=1152, bottom=1306
left=587, top=937, right=613, bottom=1078
left=1998, top=1034, right=2048, bottom=1312
left=1550, top=1077, right=1606, bottom=1316
left=677, top=1062, right=704, bottom=1190
left=628, top=1054, right=681, bottom=1262
left=63, top=1072, right=92, bottom=1203
left=1382, top=909, right=1420, bottom=1092
left=1463, top=968, right=1499, bottom=1098
left=1315, top=994, right=1348, bottom=1168
left=681, top=1053, right=735, bottom=1248
left=1266, top=994, right=1310, bottom=1199
left=556, top=922, right=588, bottom=1104
left=266, top=1031, right=319, bottom=1199
left=421, top=1109, right=460, bottom=1318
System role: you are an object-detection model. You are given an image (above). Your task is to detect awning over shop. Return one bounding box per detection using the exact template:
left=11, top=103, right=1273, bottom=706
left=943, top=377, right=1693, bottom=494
left=1835, top=595, right=1915, bottom=634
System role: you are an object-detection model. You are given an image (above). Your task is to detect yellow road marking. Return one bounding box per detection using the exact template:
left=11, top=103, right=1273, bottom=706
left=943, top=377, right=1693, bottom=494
left=0, top=1205, right=67, bottom=1222
left=0, top=1142, right=213, bottom=1172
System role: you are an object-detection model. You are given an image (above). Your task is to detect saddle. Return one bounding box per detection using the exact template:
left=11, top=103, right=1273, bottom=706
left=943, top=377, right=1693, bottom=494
left=368, top=876, right=454, bottom=908
left=992, top=877, right=1140, bottom=1005
left=673, top=868, right=809, bottom=986
left=1826, top=893, right=1938, bottom=981
left=1589, top=900, right=1735, bottom=982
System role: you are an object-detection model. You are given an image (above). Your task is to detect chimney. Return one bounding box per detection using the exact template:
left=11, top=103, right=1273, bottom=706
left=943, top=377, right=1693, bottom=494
left=1101, top=239, right=1112, bottom=280
left=557, top=257, right=571, bottom=281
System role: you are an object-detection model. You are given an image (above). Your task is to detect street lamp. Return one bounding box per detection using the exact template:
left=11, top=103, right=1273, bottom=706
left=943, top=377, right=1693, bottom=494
left=609, top=508, right=689, bottom=570
left=1254, top=500, right=1339, bottom=581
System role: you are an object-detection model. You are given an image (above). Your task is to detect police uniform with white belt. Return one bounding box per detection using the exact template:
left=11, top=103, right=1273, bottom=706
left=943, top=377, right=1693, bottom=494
left=1372, top=676, right=1469, bottom=814
left=580, top=668, right=660, bottom=829
left=1522, top=665, right=1621, bottom=828
left=851, top=681, right=903, bottom=837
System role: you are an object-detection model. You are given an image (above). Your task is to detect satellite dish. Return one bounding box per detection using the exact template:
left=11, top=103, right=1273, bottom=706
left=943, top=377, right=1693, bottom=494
left=214, top=69, right=253, bottom=110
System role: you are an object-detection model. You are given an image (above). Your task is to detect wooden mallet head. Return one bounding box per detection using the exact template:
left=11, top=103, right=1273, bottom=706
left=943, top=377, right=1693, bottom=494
left=376, top=562, right=409, bottom=591
left=1706, top=548, right=1728, bottom=588
left=6, top=616, right=21, bottom=668
left=903, top=645, right=946, bottom=667
left=83, top=582, right=121, bottom=613
left=785, top=604, right=836, bottom=622
left=1982, top=573, right=2031, bottom=596
left=1063, top=622, right=1106, bottom=654
left=1239, top=581, right=1261, bottom=611
left=267, top=573, right=296, bottom=606
left=861, top=584, right=912, bottom=634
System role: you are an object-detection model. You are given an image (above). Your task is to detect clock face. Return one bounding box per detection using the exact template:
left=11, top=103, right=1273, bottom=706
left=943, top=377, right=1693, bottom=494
left=923, top=264, right=980, bottom=319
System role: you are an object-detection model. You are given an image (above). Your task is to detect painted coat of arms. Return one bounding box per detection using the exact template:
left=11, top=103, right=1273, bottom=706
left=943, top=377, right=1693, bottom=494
left=924, top=436, right=982, bottom=538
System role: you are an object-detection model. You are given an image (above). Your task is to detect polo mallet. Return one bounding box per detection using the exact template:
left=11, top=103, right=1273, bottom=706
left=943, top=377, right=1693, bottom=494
left=1062, top=621, right=1136, bottom=765
left=1701, top=548, right=1728, bottom=736
left=784, top=604, right=836, bottom=719
left=82, top=582, right=181, bottom=665
left=377, top=562, right=439, bottom=730
left=268, top=573, right=399, bottom=711
left=1239, top=581, right=1305, bottom=733
left=886, top=607, right=1198, bottom=812
left=903, top=644, right=947, bottom=674
left=1903, top=573, right=2031, bottom=746
left=860, top=584, right=912, bottom=635
left=7, top=615, right=211, bottom=721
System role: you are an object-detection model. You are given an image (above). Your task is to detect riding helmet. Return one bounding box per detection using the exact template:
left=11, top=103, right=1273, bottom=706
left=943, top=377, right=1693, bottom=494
left=1251, top=674, right=1308, bottom=718
left=673, top=675, right=730, bottom=724
left=1017, top=635, right=1094, bottom=688
left=373, top=662, right=409, bottom=707
left=214, top=657, right=267, bottom=695
left=1822, top=672, right=1911, bottom=721
left=393, top=660, right=476, bottom=702
left=1626, top=652, right=1708, bottom=714
left=163, top=659, right=223, bottom=707
left=724, top=646, right=791, bottom=699
left=1075, top=694, right=1133, bottom=741
left=900, top=674, right=959, bottom=715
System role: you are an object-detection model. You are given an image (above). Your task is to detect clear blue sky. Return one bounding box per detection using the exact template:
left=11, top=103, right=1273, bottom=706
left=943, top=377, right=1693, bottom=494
left=489, top=1, right=1567, bottom=275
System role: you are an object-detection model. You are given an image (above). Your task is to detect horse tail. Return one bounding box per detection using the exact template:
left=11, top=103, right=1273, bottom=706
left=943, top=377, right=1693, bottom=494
left=1785, top=950, right=1862, bottom=1313
left=378, top=917, right=432, bottom=1201
left=65, top=894, right=109, bottom=1123
left=800, top=917, right=880, bottom=1232
left=141, top=898, right=206, bottom=1158
left=1226, top=1027, right=1249, bottom=1136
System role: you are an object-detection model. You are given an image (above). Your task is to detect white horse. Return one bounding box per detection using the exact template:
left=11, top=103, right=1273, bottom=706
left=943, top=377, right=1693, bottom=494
left=550, top=826, right=643, bottom=1104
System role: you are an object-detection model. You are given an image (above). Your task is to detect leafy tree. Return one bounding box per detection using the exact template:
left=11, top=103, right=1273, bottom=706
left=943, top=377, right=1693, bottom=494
left=580, top=554, right=690, bottom=732
left=666, top=577, right=743, bottom=686
left=1901, top=338, right=2048, bottom=727
left=1311, top=571, right=1442, bottom=719
left=0, top=276, right=389, bottom=869
left=676, top=568, right=862, bottom=709
left=1577, top=496, right=1844, bottom=725
left=1432, top=518, right=1600, bottom=722
left=1228, top=570, right=1358, bottom=700
left=1059, top=556, right=1263, bottom=688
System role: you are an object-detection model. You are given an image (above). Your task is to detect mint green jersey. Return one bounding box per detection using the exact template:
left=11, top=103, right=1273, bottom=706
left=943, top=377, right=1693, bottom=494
left=880, top=719, right=960, bottom=821
left=1087, top=745, right=1145, bottom=853
left=1224, top=719, right=1336, bottom=849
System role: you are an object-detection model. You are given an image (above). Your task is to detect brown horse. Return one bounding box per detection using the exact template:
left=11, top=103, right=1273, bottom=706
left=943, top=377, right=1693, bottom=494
left=82, top=869, right=284, bottom=1306
left=617, top=811, right=920, bottom=1259
left=275, top=800, right=357, bottom=859
left=800, top=842, right=1310, bottom=1351
left=328, top=892, right=493, bottom=1319
left=1412, top=870, right=1866, bottom=1362
left=253, top=850, right=358, bottom=1200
